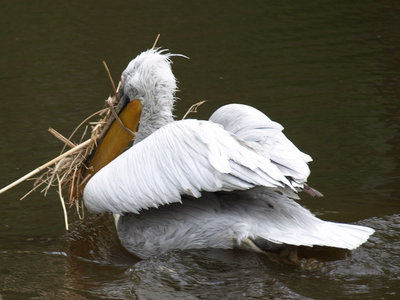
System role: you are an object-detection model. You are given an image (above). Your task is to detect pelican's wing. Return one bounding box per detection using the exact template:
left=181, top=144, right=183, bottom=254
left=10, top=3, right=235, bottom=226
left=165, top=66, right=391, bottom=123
left=209, top=104, right=312, bottom=186
left=83, top=119, right=296, bottom=214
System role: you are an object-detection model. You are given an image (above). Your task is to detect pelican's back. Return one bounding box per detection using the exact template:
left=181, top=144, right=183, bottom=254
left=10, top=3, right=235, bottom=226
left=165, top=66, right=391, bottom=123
left=210, top=103, right=312, bottom=185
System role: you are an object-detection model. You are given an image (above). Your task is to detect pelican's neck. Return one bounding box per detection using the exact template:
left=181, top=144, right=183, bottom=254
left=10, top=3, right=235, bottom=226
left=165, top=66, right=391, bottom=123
left=134, top=93, right=175, bottom=144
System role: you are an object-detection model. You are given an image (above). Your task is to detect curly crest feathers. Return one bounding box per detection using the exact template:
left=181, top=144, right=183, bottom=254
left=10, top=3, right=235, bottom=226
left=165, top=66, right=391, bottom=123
left=120, top=49, right=187, bottom=143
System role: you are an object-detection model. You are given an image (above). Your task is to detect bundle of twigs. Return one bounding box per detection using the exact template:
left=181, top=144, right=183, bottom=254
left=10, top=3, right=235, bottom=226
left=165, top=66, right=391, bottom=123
left=0, top=76, right=127, bottom=229
left=34, top=92, right=124, bottom=221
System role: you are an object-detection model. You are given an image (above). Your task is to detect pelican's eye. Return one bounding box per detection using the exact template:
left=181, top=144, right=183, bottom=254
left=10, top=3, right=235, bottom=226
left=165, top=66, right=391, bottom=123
left=131, top=87, right=139, bottom=97
left=125, top=82, right=139, bottom=100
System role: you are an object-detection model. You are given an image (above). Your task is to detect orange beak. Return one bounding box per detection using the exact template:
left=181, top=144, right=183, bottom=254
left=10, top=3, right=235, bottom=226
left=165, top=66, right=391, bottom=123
left=72, top=99, right=142, bottom=199
left=87, top=99, right=142, bottom=174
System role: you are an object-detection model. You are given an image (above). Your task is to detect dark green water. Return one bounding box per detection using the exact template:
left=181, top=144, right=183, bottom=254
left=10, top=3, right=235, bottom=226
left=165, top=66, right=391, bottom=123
left=1, top=0, right=400, bottom=298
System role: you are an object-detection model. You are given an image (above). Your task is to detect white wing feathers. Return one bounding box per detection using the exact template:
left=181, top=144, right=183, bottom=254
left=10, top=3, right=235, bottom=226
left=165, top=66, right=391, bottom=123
left=84, top=119, right=296, bottom=214
left=210, top=104, right=312, bottom=185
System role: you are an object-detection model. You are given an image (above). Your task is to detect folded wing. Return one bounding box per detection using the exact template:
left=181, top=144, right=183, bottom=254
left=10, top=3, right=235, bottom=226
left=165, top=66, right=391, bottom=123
left=84, top=119, right=298, bottom=214
left=210, top=104, right=313, bottom=188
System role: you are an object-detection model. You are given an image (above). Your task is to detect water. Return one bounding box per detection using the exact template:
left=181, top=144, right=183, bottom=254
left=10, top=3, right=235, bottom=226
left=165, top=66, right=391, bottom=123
left=1, top=0, right=400, bottom=298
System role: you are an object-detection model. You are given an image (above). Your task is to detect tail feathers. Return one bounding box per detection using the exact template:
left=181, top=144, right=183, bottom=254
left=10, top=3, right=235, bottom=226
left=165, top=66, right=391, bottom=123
left=256, top=221, right=374, bottom=250
left=226, top=187, right=373, bottom=251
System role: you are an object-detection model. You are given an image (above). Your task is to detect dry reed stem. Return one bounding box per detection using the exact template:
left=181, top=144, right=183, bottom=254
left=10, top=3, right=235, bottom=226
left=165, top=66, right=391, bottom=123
left=20, top=180, right=46, bottom=200
left=152, top=34, right=161, bottom=49
left=102, top=61, right=117, bottom=95
left=69, top=167, right=78, bottom=203
left=48, top=128, right=76, bottom=148
left=106, top=98, right=136, bottom=137
left=182, top=100, right=207, bottom=120
left=57, top=173, right=69, bottom=230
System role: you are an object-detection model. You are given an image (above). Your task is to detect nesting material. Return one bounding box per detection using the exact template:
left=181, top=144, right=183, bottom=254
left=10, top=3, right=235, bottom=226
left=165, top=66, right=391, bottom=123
left=0, top=90, right=127, bottom=230
left=29, top=93, right=126, bottom=220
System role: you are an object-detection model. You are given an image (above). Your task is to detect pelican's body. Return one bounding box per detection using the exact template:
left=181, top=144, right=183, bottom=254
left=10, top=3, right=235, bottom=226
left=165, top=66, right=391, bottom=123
left=83, top=49, right=373, bottom=259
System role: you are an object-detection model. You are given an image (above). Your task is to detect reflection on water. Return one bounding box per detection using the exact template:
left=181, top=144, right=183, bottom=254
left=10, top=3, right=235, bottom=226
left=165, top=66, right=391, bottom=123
left=1, top=0, right=400, bottom=299
left=1, top=214, right=399, bottom=299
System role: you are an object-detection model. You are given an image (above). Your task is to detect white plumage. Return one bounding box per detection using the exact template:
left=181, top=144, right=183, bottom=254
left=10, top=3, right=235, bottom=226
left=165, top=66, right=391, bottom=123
left=83, top=49, right=374, bottom=259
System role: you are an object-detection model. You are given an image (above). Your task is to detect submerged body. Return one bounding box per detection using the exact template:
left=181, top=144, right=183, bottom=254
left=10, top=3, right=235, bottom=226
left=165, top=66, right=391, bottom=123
left=83, top=49, right=374, bottom=259
left=116, top=188, right=372, bottom=258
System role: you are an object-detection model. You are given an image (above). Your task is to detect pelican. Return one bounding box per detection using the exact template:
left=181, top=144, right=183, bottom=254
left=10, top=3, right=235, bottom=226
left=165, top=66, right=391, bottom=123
left=83, top=49, right=374, bottom=259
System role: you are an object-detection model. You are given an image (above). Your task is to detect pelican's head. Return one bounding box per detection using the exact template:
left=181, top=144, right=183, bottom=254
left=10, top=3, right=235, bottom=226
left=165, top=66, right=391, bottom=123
left=117, top=48, right=184, bottom=143
left=119, top=48, right=178, bottom=107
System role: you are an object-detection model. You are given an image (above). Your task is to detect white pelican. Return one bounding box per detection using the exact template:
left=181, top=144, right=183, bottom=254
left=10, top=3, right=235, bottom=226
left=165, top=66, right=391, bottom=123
left=83, top=49, right=374, bottom=259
